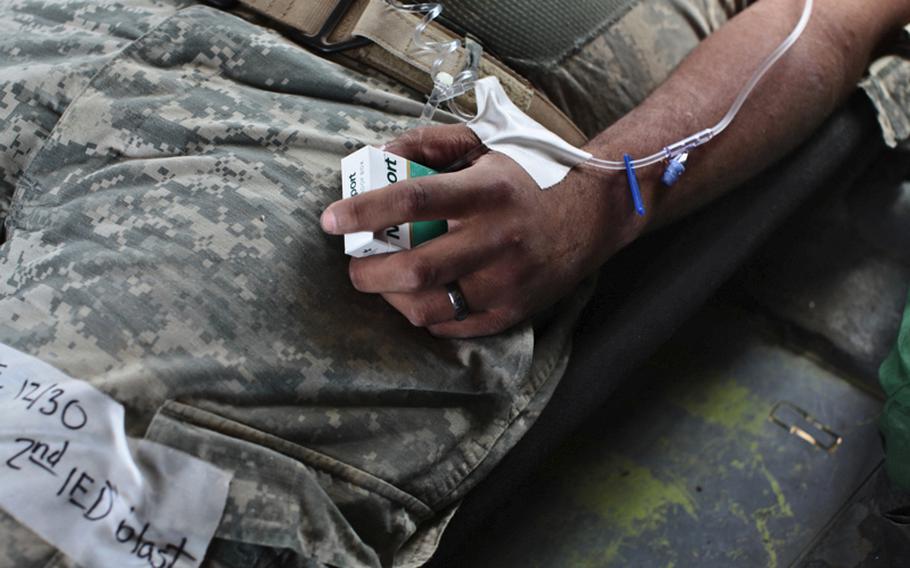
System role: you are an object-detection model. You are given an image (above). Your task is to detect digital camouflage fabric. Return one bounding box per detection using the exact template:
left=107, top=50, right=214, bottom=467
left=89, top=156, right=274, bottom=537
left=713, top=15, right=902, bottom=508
left=1, top=1, right=908, bottom=567
left=0, top=2, right=588, bottom=566
left=516, top=0, right=758, bottom=138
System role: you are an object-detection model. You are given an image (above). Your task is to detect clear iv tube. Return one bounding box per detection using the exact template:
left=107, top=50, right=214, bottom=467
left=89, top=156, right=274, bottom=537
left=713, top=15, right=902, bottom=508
left=387, top=0, right=813, bottom=170
left=584, top=0, right=814, bottom=171
left=384, top=0, right=480, bottom=122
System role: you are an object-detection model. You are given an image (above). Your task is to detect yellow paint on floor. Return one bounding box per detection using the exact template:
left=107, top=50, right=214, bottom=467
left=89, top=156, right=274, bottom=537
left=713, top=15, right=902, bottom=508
left=671, top=376, right=769, bottom=436
left=572, top=455, right=697, bottom=529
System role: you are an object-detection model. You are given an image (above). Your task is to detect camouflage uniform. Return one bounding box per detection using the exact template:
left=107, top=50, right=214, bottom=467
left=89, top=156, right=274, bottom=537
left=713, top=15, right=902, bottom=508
left=859, top=25, right=910, bottom=149
left=0, top=1, right=907, bottom=567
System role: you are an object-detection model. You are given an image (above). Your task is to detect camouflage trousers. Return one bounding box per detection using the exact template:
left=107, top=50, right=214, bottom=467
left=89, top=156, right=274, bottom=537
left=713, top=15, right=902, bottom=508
left=0, top=1, right=907, bottom=567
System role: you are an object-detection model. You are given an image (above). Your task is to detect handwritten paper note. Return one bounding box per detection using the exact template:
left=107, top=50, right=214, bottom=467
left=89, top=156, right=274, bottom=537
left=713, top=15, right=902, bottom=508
left=0, top=343, right=232, bottom=568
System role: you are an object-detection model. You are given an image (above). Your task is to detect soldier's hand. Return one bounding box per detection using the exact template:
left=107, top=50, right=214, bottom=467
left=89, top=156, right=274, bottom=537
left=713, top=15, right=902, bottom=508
left=320, top=124, right=642, bottom=338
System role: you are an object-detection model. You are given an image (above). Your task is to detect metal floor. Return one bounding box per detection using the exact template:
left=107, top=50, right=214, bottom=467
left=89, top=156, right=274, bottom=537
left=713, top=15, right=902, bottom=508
left=460, top=304, right=883, bottom=567
left=459, top=152, right=910, bottom=567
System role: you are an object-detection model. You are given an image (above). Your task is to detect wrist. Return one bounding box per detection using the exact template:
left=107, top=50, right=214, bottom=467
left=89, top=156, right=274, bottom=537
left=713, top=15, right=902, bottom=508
left=577, top=150, right=663, bottom=260
left=566, top=163, right=650, bottom=273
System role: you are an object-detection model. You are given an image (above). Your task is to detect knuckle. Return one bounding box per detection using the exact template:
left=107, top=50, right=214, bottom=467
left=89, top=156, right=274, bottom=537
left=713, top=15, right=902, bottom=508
left=410, top=125, right=433, bottom=140
left=348, top=261, right=367, bottom=291
left=488, top=175, right=513, bottom=199
left=405, top=304, right=434, bottom=327
left=395, top=128, right=423, bottom=148
left=398, top=129, right=419, bottom=146
left=346, top=198, right=366, bottom=227
left=403, top=258, right=436, bottom=291
left=400, top=182, right=430, bottom=217
left=498, top=226, right=525, bottom=251
left=503, top=227, right=525, bottom=250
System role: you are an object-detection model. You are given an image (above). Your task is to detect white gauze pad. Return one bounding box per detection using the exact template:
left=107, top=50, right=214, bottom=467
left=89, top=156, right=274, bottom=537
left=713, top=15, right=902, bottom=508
left=466, top=77, right=592, bottom=189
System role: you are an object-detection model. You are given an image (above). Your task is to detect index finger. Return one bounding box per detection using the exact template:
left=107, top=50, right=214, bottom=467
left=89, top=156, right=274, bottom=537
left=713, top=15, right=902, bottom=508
left=321, top=163, right=503, bottom=234
left=383, top=124, right=483, bottom=170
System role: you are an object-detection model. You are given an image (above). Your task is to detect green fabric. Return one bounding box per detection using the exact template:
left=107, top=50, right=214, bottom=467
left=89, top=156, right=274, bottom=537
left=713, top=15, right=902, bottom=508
left=880, top=288, right=910, bottom=490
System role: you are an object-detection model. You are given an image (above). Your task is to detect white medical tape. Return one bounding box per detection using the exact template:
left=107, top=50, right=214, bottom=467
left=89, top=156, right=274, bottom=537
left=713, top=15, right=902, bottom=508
left=466, top=76, right=592, bottom=189
left=0, top=342, right=232, bottom=568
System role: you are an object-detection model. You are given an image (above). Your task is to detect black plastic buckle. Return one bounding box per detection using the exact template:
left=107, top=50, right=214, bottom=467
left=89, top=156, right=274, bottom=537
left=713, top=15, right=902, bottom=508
left=202, top=0, right=371, bottom=54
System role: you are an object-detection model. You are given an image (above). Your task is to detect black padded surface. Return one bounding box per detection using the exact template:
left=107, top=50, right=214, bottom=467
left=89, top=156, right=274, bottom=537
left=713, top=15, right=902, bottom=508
left=427, top=93, right=882, bottom=567
left=439, top=0, right=637, bottom=64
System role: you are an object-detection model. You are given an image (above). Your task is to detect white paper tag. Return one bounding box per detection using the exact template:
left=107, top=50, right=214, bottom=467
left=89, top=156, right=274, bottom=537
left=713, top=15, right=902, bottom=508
left=0, top=343, right=232, bottom=568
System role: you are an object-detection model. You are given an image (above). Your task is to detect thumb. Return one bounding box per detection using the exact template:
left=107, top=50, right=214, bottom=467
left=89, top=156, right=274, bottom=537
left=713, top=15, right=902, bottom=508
left=382, top=124, right=483, bottom=171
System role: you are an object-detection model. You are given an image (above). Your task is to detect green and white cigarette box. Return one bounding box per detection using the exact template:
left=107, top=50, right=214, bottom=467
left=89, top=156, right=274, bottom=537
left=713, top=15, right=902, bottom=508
left=340, top=146, right=448, bottom=258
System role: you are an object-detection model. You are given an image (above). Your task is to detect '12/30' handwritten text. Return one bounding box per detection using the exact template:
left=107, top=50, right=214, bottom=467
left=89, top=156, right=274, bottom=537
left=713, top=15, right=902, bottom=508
left=7, top=379, right=87, bottom=430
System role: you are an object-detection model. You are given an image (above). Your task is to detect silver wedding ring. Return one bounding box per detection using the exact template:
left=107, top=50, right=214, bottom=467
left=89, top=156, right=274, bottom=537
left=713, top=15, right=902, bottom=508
left=445, top=282, right=470, bottom=321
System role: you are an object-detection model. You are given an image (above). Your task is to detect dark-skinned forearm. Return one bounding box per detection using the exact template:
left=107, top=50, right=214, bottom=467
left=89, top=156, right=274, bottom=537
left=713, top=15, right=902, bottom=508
left=321, top=0, right=908, bottom=337
left=584, top=0, right=909, bottom=240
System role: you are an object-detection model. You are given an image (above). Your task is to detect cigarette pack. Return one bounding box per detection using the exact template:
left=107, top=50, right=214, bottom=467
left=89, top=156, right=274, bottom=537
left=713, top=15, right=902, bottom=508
left=340, top=146, right=448, bottom=257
